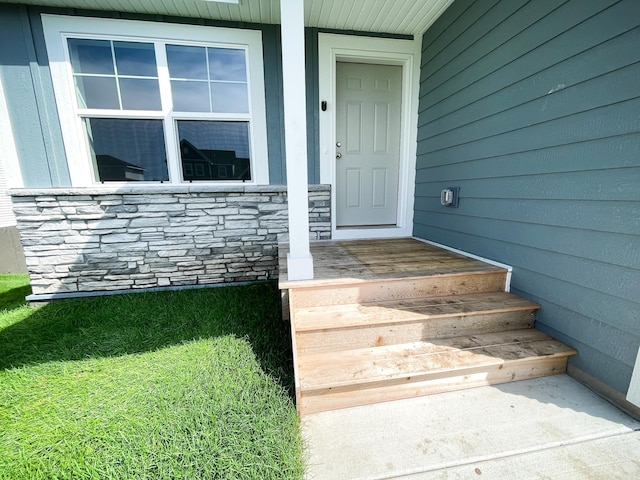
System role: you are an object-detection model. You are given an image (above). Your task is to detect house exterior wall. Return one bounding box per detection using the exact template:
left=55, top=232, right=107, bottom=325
left=13, top=185, right=330, bottom=297
left=0, top=5, right=70, bottom=188
left=0, top=4, right=337, bottom=294
left=0, top=3, right=328, bottom=188
left=0, top=158, right=27, bottom=273
left=414, top=0, right=640, bottom=395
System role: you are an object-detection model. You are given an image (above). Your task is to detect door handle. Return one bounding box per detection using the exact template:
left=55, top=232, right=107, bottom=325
left=336, top=153, right=342, bottom=159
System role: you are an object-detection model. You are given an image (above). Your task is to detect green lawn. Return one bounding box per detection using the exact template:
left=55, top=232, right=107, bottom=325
left=0, top=276, right=304, bottom=479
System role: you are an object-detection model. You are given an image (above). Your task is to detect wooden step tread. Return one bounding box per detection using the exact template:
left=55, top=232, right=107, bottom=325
left=294, top=292, right=539, bottom=331
left=298, top=329, right=577, bottom=391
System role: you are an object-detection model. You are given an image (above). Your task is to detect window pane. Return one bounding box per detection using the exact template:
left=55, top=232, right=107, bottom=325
left=177, top=120, right=250, bottom=181
left=211, top=83, right=248, bottom=113
left=208, top=48, right=247, bottom=81
left=171, top=81, right=209, bottom=112
left=68, top=38, right=114, bottom=75
left=85, top=118, right=168, bottom=182
left=74, top=76, right=119, bottom=109
left=114, top=41, right=157, bottom=77
left=166, top=45, right=207, bottom=80
left=119, top=78, right=162, bottom=110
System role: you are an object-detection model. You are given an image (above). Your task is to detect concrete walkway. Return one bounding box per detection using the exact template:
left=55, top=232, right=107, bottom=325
left=302, top=375, right=640, bottom=479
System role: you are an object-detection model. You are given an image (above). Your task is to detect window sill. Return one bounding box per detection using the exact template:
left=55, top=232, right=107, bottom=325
left=9, top=184, right=330, bottom=197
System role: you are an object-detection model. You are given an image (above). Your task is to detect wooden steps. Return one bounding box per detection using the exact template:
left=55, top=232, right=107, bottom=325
left=287, top=270, right=508, bottom=307
left=295, top=292, right=538, bottom=354
left=298, top=330, right=575, bottom=413
left=279, top=239, right=577, bottom=415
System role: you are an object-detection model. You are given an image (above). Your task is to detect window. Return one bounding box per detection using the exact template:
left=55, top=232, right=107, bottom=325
left=43, top=15, right=268, bottom=186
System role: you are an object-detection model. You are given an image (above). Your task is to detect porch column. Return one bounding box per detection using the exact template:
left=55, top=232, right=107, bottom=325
left=280, top=0, right=314, bottom=280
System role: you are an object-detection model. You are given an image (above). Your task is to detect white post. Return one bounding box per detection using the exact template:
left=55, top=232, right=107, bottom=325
left=280, top=0, right=314, bottom=280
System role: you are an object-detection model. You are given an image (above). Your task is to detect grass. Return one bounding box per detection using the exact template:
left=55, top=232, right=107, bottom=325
left=0, top=276, right=304, bottom=479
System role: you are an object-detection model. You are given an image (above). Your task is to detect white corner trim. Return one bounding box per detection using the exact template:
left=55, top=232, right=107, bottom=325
left=318, top=33, right=421, bottom=239
left=414, top=237, right=514, bottom=292
left=627, top=347, right=640, bottom=408
left=0, top=76, right=23, bottom=188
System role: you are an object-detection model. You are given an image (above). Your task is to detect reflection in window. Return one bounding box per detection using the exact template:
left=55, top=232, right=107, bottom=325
left=177, top=121, right=251, bottom=181
left=167, top=44, right=249, bottom=113
left=68, top=39, right=161, bottom=111
left=85, top=118, right=168, bottom=182
left=209, top=48, right=247, bottom=81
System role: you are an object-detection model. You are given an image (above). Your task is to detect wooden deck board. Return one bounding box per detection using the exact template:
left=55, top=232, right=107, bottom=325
left=294, top=292, right=538, bottom=331
left=278, top=238, right=504, bottom=288
left=288, top=270, right=508, bottom=306
left=299, top=329, right=577, bottom=390
left=298, top=357, right=571, bottom=414
left=296, top=311, right=537, bottom=354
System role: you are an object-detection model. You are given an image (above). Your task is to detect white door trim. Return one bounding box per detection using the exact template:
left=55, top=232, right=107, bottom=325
left=627, top=346, right=640, bottom=407
left=318, top=33, right=421, bottom=240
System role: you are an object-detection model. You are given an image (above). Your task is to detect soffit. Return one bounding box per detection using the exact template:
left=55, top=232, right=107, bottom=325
left=1, top=0, right=453, bottom=36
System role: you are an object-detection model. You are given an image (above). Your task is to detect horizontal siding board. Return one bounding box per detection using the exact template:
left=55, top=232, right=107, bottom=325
left=420, top=0, right=520, bottom=74
left=501, top=246, right=640, bottom=304
left=416, top=168, right=640, bottom=202
left=536, top=326, right=633, bottom=394
left=412, top=214, right=640, bottom=301
left=413, top=224, right=640, bottom=336
left=421, top=0, right=561, bottom=87
left=411, top=212, right=640, bottom=271
left=414, top=198, right=640, bottom=235
left=420, top=0, right=493, bottom=65
left=416, top=97, right=640, bottom=160
left=416, top=134, right=640, bottom=182
left=531, top=301, right=639, bottom=368
left=419, top=0, right=639, bottom=122
left=419, top=27, right=640, bottom=138
left=418, top=61, right=640, bottom=149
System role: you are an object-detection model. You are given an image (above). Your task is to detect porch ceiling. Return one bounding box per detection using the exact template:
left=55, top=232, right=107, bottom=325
left=3, top=0, right=453, bottom=36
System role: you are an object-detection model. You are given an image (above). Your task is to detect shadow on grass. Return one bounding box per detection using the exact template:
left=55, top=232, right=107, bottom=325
left=0, top=285, right=32, bottom=310
left=0, top=281, right=295, bottom=394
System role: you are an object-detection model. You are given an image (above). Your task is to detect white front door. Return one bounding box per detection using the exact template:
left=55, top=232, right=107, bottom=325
left=335, top=62, right=402, bottom=227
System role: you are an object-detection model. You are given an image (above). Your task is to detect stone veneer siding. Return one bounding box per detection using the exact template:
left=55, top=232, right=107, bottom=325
left=11, top=185, right=331, bottom=297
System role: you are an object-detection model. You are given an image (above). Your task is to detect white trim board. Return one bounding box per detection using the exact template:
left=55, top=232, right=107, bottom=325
left=414, top=237, right=514, bottom=292
left=627, top=347, right=640, bottom=408
left=318, top=33, right=421, bottom=240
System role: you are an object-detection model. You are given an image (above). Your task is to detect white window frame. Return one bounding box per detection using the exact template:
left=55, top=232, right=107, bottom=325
left=42, top=14, right=269, bottom=186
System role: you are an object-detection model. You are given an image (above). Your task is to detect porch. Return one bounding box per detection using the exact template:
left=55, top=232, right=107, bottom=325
left=278, top=238, right=577, bottom=415
left=279, top=238, right=640, bottom=479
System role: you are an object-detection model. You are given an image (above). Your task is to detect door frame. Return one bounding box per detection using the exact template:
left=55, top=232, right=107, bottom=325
left=318, top=33, right=421, bottom=240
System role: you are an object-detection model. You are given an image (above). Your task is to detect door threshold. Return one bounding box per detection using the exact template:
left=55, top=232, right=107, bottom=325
left=336, top=225, right=396, bottom=230
left=332, top=225, right=411, bottom=240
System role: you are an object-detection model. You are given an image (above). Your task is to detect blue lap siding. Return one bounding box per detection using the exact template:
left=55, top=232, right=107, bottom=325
left=0, top=4, right=310, bottom=186
left=414, top=0, right=640, bottom=394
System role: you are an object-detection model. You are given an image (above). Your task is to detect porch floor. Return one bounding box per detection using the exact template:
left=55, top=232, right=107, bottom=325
left=302, top=374, right=640, bottom=479
left=278, top=237, right=504, bottom=287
